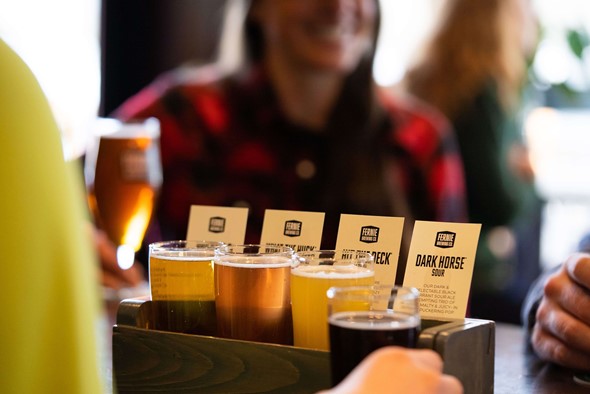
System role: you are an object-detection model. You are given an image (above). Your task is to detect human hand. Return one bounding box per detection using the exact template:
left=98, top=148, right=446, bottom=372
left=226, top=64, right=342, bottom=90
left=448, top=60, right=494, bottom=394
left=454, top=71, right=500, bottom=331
left=93, top=227, right=146, bottom=289
left=318, top=347, right=463, bottom=394
left=532, top=253, right=590, bottom=370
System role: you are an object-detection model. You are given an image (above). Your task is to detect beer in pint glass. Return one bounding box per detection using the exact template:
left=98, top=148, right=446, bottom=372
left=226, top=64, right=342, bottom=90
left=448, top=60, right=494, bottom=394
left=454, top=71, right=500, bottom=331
left=85, top=118, right=162, bottom=269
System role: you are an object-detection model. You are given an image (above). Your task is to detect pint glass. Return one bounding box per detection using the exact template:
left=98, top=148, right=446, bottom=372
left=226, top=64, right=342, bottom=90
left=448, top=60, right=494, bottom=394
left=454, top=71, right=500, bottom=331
left=85, top=117, right=162, bottom=269
left=291, top=250, right=375, bottom=350
left=148, top=240, right=224, bottom=335
left=214, top=244, right=296, bottom=345
left=327, top=285, right=420, bottom=386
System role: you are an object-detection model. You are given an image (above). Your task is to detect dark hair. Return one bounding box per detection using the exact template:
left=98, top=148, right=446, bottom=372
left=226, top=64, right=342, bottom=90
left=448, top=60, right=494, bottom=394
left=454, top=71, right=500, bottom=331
left=244, top=1, right=410, bottom=243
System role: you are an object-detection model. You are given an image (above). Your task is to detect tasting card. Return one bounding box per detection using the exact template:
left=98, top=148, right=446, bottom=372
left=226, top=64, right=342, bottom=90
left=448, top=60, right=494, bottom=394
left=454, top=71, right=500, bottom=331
left=335, top=214, right=405, bottom=291
left=260, top=209, right=325, bottom=251
left=186, top=205, right=249, bottom=244
left=402, top=221, right=481, bottom=320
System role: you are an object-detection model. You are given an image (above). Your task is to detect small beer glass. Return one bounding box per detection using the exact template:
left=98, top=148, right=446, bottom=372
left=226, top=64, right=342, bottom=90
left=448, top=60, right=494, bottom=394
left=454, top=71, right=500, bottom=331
left=149, top=240, right=224, bottom=335
left=214, top=244, right=297, bottom=345
left=327, top=285, right=420, bottom=386
left=291, top=250, right=375, bottom=350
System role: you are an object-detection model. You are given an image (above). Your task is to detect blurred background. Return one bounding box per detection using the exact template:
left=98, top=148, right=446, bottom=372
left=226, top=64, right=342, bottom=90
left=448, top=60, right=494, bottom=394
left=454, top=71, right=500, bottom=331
left=0, top=0, right=589, bottom=276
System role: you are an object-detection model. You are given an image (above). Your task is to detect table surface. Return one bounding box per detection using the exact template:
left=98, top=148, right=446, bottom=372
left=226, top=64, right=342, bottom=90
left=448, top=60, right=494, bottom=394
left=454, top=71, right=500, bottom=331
left=104, top=298, right=589, bottom=393
left=494, top=323, right=589, bottom=393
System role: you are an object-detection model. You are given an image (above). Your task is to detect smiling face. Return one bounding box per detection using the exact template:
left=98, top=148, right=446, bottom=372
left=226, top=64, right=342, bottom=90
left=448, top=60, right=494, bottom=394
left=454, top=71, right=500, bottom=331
left=249, top=0, right=378, bottom=74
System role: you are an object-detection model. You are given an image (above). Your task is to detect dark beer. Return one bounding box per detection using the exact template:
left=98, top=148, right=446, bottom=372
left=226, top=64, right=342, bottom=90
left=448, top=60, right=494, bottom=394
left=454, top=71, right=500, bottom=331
left=215, top=256, right=294, bottom=345
left=328, top=311, right=420, bottom=386
left=151, top=299, right=217, bottom=335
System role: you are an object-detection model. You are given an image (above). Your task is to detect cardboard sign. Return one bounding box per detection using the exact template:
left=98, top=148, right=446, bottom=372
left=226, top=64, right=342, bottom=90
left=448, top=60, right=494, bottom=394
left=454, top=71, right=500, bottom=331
left=186, top=205, right=248, bottom=244
left=335, top=214, right=405, bottom=288
left=260, top=209, right=325, bottom=252
left=402, top=221, right=481, bottom=320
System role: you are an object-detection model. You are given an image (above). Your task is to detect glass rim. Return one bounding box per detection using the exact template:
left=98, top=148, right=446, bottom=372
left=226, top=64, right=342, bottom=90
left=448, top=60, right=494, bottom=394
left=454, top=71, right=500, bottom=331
left=326, top=284, right=420, bottom=301
left=149, top=240, right=225, bottom=253
left=216, top=244, right=295, bottom=255
left=294, top=249, right=374, bottom=266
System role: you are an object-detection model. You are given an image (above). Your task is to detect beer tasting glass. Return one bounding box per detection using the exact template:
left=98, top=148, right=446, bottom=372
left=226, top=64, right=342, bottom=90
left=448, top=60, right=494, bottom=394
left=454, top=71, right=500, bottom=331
left=291, top=250, right=375, bottom=350
left=327, top=285, right=420, bottom=386
left=148, top=240, right=224, bottom=335
left=214, top=244, right=297, bottom=345
left=85, top=117, right=162, bottom=270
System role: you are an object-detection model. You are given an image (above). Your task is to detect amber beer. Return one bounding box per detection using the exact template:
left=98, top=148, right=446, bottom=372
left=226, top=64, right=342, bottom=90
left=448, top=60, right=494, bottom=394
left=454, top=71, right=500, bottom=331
left=214, top=245, right=295, bottom=345
left=291, top=251, right=375, bottom=350
left=327, top=285, right=421, bottom=386
left=86, top=118, right=162, bottom=254
left=149, top=241, right=222, bottom=335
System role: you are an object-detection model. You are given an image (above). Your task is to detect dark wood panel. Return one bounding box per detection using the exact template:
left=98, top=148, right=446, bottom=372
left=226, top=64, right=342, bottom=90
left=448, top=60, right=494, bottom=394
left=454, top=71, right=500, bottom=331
left=113, top=326, right=331, bottom=393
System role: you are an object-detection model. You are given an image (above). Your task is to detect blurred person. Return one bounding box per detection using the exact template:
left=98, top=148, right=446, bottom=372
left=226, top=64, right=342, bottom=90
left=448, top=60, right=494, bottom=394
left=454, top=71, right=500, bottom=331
left=0, top=37, right=105, bottom=393
left=320, top=346, right=463, bottom=394
left=113, top=0, right=467, bottom=277
left=522, top=236, right=590, bottom=371
left=403, top=0, right=542, bottom=322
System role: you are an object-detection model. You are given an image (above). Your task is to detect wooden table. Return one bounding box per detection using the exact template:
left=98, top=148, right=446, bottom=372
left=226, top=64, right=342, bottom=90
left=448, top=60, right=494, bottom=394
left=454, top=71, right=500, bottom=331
left=494, top=323, right=589, bottom=393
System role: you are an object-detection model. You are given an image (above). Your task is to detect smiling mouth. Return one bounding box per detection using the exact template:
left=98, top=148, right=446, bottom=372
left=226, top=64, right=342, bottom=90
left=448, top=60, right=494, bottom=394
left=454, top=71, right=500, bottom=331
left=310, top=24, right=357, bottom=42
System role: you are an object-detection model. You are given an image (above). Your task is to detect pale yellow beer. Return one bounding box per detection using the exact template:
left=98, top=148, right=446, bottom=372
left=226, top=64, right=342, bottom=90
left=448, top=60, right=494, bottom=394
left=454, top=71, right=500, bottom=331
left=214, top=245, right=296, bottom=345
left=149, top=240, right=222, bottom=335
left=86, top=118, right=162, bottom=256
left=291, top=251, right=375, bottom=350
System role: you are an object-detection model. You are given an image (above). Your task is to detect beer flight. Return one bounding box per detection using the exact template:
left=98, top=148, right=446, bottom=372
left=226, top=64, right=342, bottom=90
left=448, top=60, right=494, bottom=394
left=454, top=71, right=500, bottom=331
left=148, top=241, right=421, bottom=386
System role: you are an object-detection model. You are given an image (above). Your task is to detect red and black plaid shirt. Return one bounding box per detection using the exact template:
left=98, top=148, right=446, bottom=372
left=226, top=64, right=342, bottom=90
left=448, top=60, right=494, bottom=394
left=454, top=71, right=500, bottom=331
left=116, top=65, right=467, bottom=248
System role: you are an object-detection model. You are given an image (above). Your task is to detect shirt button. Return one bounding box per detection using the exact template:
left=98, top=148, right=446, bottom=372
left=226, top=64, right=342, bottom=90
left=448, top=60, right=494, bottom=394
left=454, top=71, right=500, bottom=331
left=296, top=159, right=316, bottom=180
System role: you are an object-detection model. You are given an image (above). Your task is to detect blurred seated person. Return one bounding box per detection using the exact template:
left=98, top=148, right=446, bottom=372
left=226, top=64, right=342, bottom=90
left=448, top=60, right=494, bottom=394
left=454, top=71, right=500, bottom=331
left=403, top=0, right=541, bottom=322
left=522, top=234, right=590, bottom=371
left=113, top=0, right=467, bottom=276
left=0, top=37, right=105, bottom=393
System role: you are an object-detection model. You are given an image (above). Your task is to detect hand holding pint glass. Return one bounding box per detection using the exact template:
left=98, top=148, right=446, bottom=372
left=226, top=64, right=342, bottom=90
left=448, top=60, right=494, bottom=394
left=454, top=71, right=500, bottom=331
left=327, top=285, right=421, bottom=386
left=214, top=244, right=296, bottom=345
left=85, top=118, right=162, bottom=271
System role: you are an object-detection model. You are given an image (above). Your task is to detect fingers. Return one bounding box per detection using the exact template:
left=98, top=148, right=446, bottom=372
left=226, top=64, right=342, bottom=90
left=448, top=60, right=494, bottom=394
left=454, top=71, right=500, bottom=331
left=564, top=253, right=590, bottom=292
left=537, top=296, right=590, bottom=352
left=437, top=374, right=463, bottom=394
left=531, top=323, right=590, bottom=371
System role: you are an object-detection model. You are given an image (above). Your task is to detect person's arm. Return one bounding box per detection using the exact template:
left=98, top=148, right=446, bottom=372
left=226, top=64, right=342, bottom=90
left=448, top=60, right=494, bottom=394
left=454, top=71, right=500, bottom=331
left=525, top=253, right=590, bottom=370
left=318, top=347, right=463, bottom=394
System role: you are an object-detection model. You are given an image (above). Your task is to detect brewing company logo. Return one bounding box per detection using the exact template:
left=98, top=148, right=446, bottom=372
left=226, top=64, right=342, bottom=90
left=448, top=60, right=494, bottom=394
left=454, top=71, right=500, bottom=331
left=209, top=216, right=226, bottom=233
left=360, top=226, right=379, bottom=243
left=435, top=231, right=455, bottom=248
left=284, top=220, right=302, bottom=237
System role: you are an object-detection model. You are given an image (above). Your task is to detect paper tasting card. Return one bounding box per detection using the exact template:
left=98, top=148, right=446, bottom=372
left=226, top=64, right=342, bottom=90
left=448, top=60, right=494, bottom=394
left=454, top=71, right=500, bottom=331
left=260, top=209, right=325, bottom=251
left=186, top=205, right=249, bottom=244
left=335, top=214, right=404, bottom=288
left=403, top=221, right=481, bottom=320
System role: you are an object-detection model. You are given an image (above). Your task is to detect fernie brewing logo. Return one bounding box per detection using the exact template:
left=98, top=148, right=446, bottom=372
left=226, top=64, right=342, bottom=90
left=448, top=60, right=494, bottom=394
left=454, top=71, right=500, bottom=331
left=360, top=226, right=379, bottom=243
left=284, top=220, right=302, bottom=237
left=435, top=231, right=456, bottom=248
left=209, top=216, right=226, bottom=233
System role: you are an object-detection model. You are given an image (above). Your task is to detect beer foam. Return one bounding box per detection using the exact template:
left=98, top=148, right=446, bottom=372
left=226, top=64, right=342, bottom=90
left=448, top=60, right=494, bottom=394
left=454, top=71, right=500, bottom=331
left=329, top=311, right=419, bottom=330
left=151, top=255, right=214, bottom=262
left=214, top=257, right=294, bottom=268
left=292, top=265, right=374, bottom=279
